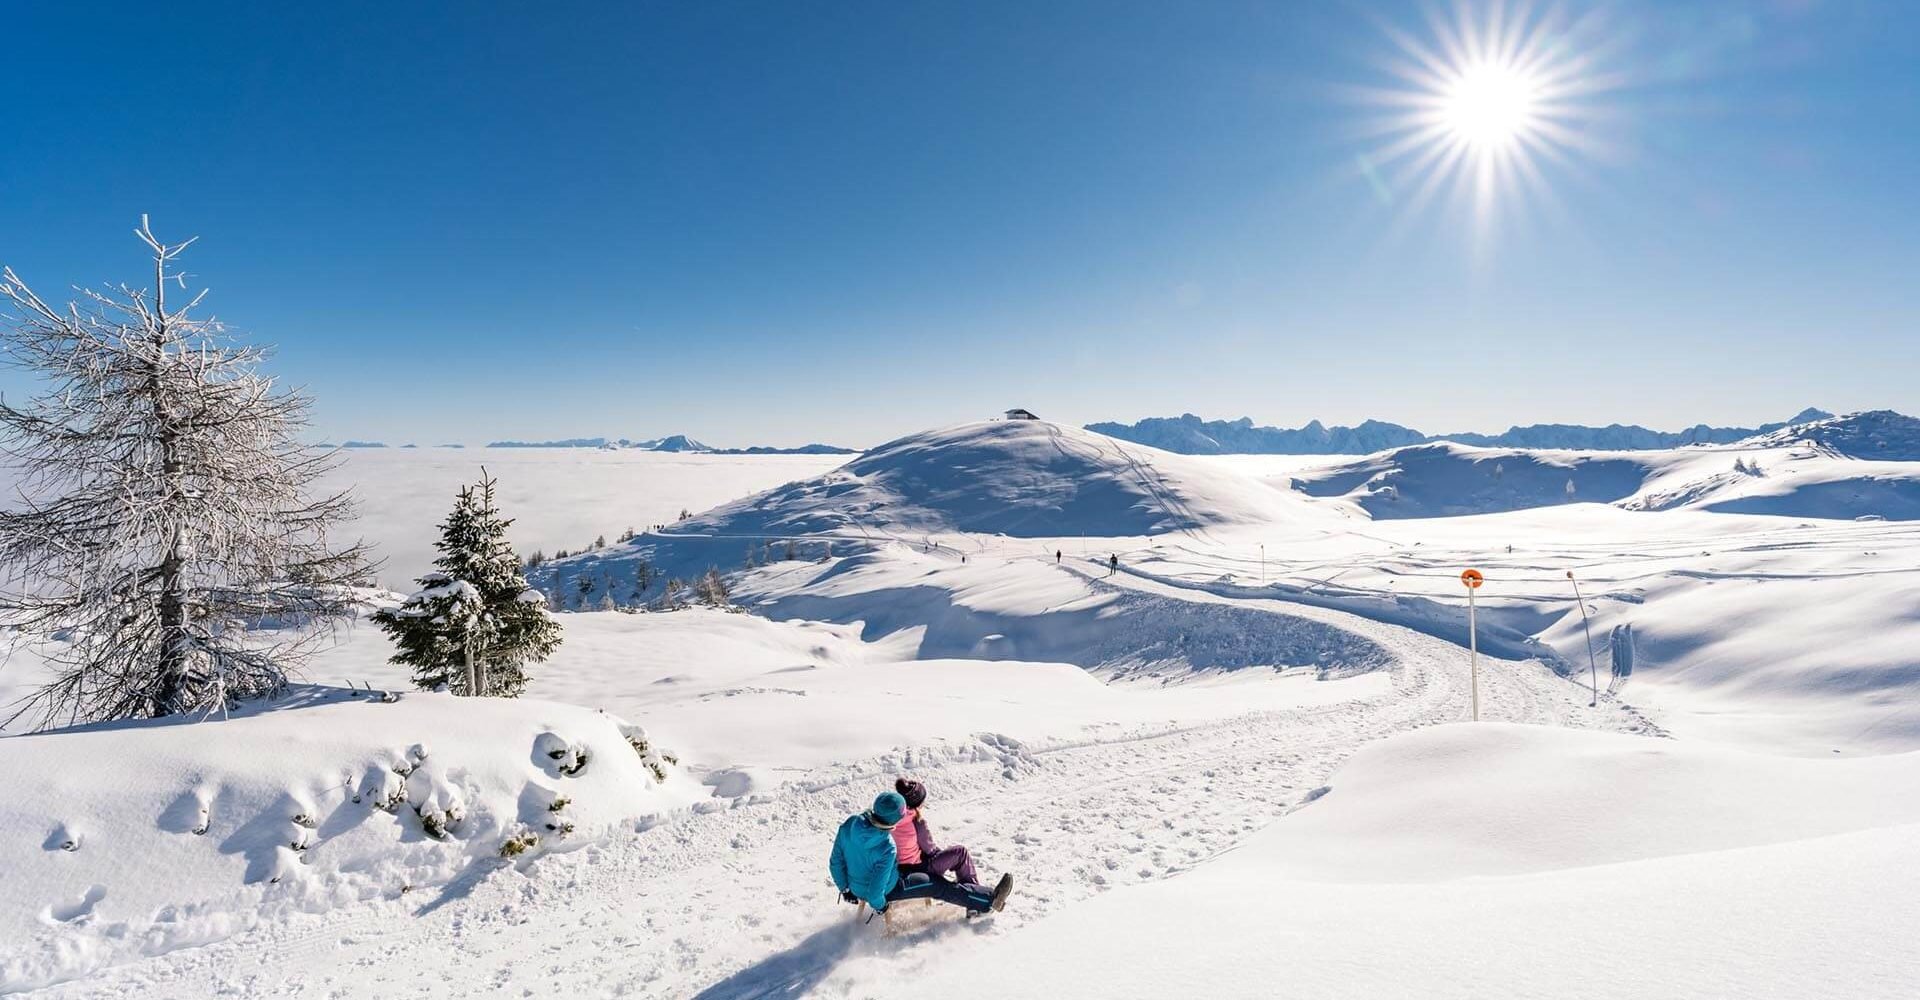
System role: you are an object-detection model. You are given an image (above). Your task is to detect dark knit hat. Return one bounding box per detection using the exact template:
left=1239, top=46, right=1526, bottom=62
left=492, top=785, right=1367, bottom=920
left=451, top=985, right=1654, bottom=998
left=894, top=778, right=927, bottom=809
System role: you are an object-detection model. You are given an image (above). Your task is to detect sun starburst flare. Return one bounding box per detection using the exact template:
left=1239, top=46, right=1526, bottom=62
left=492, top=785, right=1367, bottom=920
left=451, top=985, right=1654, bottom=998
left=1351, top=1, right=1623, bottom=236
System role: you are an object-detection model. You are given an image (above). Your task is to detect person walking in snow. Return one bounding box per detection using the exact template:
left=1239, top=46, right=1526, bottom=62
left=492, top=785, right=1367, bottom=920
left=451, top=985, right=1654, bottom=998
left=1108, top=553, right=1119, bottom=577
left=891, top=778, right=1007, bottom=900
left=1055, top=549, right=1062, bottom=565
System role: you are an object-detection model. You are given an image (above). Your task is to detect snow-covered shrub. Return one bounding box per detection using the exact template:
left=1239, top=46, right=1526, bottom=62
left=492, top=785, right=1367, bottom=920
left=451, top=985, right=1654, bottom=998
left=405, top=767, right=467, bottom=839
left=610, top=717, right=677, bottom=784
left=499, top=829, right=540, bottom=858
left=355, top=762, right=409, bottom=812
left=534, top=731, right=591, bottom=777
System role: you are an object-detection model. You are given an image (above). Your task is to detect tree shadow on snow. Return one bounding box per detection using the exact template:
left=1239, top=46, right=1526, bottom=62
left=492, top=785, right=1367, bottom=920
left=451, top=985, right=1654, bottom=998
left=691, top=921, right=863, bottom=1000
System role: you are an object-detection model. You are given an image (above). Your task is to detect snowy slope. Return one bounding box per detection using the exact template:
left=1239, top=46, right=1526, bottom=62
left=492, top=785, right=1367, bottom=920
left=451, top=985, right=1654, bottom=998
left=732, top=546, right=1396, bottom=682
left=1287, top=411, right=1920, bottom=522
left=667, top=419, right=1301, bottom=540
left=1118, top=501, right=1920, bottom=753
left=907, top=724, right=1920, bottom=1000
left=300, top=606, right=1388, bottom=797
left=24, top=601, right=1641, bottom=999
left=0, top=689, right=689, bottom=993
left=1291, top=441, right=1654, bottom=517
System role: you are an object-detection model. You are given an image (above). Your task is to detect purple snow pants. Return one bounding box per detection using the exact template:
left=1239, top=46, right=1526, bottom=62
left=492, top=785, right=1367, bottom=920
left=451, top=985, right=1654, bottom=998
left=900, top=845, right=979, bottom=886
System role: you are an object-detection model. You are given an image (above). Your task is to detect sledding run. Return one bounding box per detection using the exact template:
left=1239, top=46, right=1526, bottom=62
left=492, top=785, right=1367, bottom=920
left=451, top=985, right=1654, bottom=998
left=831, top=779, right=1016, bottom=936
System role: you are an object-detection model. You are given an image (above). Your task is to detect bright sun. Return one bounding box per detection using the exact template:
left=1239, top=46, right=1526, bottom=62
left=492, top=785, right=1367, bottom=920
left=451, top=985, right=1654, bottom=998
left=1441, top=62, right=1540, bottom=150
left=1353, top=1, right=1614, bottom=230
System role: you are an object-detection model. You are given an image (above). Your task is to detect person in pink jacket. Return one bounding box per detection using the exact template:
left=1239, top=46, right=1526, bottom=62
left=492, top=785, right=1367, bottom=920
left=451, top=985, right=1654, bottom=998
left=891, top=777, right=999, bottom=890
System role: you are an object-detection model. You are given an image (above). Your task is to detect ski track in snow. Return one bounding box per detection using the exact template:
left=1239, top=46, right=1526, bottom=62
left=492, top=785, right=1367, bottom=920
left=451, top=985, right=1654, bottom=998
left=27, top=570, right=1655, bottom=999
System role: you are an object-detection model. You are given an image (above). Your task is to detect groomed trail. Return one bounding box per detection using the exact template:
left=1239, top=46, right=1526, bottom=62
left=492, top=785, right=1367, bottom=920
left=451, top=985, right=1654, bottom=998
left=35, top=570, right=1656, bottom=1000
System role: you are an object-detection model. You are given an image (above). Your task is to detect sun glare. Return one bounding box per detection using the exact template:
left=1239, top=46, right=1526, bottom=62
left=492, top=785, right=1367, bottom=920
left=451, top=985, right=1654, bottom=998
left=1441, top=62, right=1539, bottom=150
left=1352, top=1, right=1616, bottom=234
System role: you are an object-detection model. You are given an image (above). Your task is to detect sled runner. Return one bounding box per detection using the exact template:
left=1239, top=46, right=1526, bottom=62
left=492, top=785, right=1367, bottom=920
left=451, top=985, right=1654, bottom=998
left=854, top=872, right=1015, bottom=936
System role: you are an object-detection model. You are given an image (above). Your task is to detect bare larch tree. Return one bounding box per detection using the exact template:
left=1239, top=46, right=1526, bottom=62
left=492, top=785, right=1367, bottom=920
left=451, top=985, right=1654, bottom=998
left=0, top=218, right=374, bottom=727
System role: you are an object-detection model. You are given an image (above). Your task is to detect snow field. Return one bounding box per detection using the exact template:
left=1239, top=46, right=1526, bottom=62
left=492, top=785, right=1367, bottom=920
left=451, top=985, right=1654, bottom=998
left=8, top=417, right=1920, bottom=998
left=34, top=583, right=1642, bottom=997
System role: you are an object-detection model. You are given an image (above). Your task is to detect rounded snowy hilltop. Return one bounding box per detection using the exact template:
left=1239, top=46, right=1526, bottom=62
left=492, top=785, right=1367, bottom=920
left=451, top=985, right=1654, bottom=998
left=672, top=418, right=1300, bottom=541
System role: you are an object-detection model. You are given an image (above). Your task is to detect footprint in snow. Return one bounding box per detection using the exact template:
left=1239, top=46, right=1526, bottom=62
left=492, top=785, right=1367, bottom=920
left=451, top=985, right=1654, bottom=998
left=43, top=884, right=106, bottom=924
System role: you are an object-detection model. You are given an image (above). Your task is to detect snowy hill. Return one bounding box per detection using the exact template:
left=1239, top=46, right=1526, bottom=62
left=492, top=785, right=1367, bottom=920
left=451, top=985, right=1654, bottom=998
left=662, top=419, right=1299, bottom=540
left=1290, top=442, right=1653, bottom=517
left=1287, top=411, right=1920, bottom=521
left=1737, top=408, right=1920, bottom=460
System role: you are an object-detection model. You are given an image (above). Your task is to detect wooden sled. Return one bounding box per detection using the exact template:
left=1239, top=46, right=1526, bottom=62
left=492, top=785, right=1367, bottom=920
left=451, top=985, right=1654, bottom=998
left=856, top=897, right=949, bottom=938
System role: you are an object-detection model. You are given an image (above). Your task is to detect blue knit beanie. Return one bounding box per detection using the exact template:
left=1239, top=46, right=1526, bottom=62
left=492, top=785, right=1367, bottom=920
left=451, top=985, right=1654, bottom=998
left=870, top=791, right=906, bottom=826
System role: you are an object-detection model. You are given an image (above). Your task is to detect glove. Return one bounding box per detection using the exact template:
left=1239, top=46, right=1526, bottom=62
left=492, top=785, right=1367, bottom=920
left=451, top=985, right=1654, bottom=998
left=840, top=890, right=859, bottom=905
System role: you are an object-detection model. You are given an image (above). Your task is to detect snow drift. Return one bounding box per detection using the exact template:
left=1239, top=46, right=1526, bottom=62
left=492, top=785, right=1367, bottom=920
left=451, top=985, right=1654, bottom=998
left=0, top=687, right=687, bottom=993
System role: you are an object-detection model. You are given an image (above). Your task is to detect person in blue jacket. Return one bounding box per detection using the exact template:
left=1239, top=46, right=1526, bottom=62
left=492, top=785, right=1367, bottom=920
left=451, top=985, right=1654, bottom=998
left=832, top=791, right=1012, bottom=917
left=831, top=791, right=906, bottom=912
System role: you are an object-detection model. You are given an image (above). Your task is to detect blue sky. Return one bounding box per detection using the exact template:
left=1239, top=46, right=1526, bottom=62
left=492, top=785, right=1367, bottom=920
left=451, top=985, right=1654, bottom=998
left=1, top=1, right=1915, bottom=447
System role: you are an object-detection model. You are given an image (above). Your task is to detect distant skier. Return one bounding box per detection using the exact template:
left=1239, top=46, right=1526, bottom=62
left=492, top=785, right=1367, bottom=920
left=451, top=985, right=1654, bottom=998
left=1055, top=549, right=1062, bottom=565
left=831, top=792, right=1011, bottom=920
left=1108, top=553, right=1119, bottom=577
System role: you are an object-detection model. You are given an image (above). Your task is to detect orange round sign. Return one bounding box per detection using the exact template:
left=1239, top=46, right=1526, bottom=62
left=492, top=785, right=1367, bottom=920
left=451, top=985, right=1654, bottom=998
left=1460, top=568, right=1484, bottom=589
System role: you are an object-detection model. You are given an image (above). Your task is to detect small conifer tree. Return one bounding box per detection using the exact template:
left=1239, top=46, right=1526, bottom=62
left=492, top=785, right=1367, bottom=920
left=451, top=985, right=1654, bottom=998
left=372, top=473, right=561, bottom=696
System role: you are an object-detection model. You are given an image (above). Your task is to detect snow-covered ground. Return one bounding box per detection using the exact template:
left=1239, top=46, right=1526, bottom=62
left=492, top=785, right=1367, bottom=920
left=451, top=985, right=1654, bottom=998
left=911, top=724, right=1920, bottom=1000
left=5, top=414, right=1920, bottom=998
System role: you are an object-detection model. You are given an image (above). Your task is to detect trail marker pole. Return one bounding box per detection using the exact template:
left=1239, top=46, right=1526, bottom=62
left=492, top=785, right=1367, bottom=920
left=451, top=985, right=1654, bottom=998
left=1567, top=570, right=1599, bottom=707
left=1461, top=569, right=1484, bottom=721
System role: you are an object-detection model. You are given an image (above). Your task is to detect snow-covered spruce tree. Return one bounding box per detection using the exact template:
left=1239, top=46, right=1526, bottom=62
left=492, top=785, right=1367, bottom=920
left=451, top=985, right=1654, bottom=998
left=372, top=473, right=560, bottom=696
left=0, top=219, right=374, bottom=727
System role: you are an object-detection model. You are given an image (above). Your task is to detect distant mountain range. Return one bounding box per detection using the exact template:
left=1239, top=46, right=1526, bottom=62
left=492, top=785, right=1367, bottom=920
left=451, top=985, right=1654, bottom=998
left=1086, top=408, right=1836, bottom=455
left=483, top=435, right=858, bottom=455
